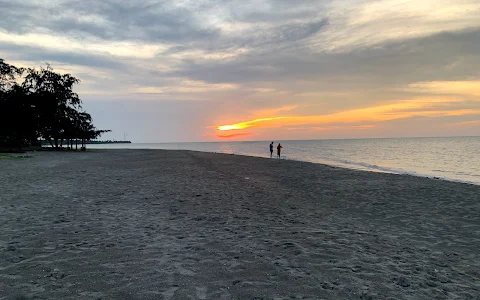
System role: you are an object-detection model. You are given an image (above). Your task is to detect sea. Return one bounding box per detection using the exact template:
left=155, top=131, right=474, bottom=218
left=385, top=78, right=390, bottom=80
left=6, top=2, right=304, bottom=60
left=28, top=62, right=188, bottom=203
left=92, top=136, right=480, bottom=185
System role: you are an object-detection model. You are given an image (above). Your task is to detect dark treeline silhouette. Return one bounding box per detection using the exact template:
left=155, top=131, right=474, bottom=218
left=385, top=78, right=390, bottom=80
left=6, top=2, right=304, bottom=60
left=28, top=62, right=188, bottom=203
left=38, top=139, right=131, bottom=145
left=0, top=58, right=109, bottom=151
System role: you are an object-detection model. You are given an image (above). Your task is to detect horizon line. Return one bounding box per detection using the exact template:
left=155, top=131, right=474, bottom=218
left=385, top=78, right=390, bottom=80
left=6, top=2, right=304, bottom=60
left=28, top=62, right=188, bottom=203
left=126, top=135, right=480, bottom=144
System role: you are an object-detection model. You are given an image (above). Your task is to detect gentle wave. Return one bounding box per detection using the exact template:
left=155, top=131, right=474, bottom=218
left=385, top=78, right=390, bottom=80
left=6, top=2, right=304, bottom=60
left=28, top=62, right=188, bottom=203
left=278, top=156, right=478, bottom=185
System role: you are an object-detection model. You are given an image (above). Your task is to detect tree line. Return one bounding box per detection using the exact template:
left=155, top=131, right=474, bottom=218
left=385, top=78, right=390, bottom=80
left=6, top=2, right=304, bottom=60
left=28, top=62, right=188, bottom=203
left=0, top=58, right=109, bottom=150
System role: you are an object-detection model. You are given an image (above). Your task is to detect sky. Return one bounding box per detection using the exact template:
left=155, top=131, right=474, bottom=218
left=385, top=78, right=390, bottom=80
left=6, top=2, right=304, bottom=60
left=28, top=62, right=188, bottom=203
left=1, top=0, right=479, bottom=142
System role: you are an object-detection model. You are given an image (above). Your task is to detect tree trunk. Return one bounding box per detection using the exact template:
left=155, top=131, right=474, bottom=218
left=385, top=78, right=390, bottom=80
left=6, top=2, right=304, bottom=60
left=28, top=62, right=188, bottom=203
left=54, top=138, right=58, bottom=149
left=47, top=138, right=54, bottom=148
left=76, top=139, right=78, bottom=150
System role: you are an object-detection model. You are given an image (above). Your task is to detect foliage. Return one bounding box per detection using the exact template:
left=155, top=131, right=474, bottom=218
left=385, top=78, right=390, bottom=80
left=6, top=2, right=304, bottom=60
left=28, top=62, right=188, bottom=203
left=0, top=59, right=109, bottom=149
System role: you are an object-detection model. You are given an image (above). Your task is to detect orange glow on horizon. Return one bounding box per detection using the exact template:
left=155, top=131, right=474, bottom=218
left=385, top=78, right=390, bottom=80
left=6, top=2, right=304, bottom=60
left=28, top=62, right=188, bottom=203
left=408, top=81, right=480, bottom=97
left=312, top=125, right=375, bottom=131
left=217, top=117, right=287, bottom=131
left=214, top=98, right=480, bottom=132
left=449, top=119, right=480, bottom=127
left=205, top=132, right=254, bottom=138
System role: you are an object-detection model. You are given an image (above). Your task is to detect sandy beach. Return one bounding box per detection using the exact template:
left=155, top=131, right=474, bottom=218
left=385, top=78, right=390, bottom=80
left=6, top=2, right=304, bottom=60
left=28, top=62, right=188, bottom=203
left=1, top=149, right=479, bottom=300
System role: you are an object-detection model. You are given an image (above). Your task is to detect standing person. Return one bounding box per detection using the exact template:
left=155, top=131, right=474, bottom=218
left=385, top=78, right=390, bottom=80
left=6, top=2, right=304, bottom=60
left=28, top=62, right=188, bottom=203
left=269, top=141, right=274, bottom=158
left=277, top=143, right=283, bottom=158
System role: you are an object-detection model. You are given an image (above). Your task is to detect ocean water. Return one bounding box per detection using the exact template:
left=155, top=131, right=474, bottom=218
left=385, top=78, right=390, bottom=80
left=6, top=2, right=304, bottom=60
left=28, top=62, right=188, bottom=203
left=92, top=137, right=480, bottom=185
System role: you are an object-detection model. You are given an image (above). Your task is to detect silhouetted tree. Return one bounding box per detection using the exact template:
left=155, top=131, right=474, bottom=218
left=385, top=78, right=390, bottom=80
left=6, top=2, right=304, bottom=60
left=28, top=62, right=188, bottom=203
left=0, top=59, right=26, bottom=147
left=75, top=112, right=110, bottom=150
left=0, top=58, right=24, bottom=92
left=0, top=59, right=109, bottom=150
left=22, top=64, right=83, bottom=149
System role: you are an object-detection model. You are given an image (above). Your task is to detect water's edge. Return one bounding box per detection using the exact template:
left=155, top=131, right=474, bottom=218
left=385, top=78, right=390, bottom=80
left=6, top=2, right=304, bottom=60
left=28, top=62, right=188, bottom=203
left=92, top=147, right=480, bottom=186
left=202, top=150, right=480, bottom=186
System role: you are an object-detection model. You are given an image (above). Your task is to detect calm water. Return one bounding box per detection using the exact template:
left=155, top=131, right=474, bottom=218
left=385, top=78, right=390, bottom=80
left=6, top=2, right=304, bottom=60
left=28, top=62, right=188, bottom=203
left=92, top=137, right=480, bottom=185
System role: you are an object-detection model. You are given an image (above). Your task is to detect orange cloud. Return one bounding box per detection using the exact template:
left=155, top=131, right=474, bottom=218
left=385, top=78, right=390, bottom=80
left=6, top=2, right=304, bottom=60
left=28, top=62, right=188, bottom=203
left=215, top=97, right=480, bottom=131
left=312, top=125, right=375, bottom=131
left=286, top=127, right=309, bottom=131
left=448, top=119, right=480, bottom=127
left=205, top=132, right=254, bottom=138
left=217, top=117, right=287, bottom=131
left=407, top=81, right=480, bottom=97
left=251, top=105, right=298, bottom=117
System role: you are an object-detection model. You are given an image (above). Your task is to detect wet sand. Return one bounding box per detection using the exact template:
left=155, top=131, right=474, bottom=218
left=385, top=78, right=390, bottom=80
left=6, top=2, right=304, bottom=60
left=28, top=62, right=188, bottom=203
left=1, top=149, right=479, bottom=299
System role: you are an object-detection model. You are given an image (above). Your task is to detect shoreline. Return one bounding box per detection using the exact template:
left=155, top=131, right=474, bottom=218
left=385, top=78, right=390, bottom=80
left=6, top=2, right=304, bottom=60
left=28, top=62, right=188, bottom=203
left=202, top=150, right=480, bottom=187
left=88, top=148, right=480, bottom=187
left=184, top=149, right=480, bottom=187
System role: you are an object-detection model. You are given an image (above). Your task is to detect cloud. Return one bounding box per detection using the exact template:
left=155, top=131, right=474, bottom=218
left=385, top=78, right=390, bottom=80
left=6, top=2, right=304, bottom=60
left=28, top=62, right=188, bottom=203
left=136, top=79, right=238, bottom=95
left=407, top=81, right=480, bottom=97
left=250, top=105, right=298, bottom=117
left=0, top=0, right=218, bottom=43
left=2, top=1, right=479, bottom=92
left=449, top=119, right=480, bottom=127
left=166, top=28, right=480, bottom=89
left=215, top=97, right=480, bottom=131
left=312, top=125, right=375, bottom=131
left=0, top=41, right=125, bottom=70
left=205, top=132, right=254, bottom=139
left=217, top=117, right=287, bottom=131
left=313, top=0, right=480, bottom=52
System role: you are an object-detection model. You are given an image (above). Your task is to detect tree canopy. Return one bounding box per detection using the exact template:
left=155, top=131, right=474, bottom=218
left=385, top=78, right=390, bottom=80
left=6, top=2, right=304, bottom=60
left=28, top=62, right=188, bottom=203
left=0, top=59, right=109, bottom=150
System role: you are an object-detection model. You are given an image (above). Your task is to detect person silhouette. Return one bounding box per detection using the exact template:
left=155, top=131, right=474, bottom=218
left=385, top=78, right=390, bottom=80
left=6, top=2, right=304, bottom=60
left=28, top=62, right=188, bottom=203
left=277, top=143, right=283, bottom=158
left=269, top=141, right=274, bottom=158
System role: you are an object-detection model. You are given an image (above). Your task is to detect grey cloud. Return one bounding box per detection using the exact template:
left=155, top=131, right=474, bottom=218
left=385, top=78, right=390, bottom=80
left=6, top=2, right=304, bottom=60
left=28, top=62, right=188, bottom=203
left=0, top=42, right=125, bottom=70
left=0, top=1, right=35, bottom=32
left=228, top=0, right=326, bottom=23
left=48, top=18, right=115, bottom=41
left=1, top=0, right=479, bottom=102
left=165, top=28, right=480, bottom=88
left=4, top=22, right=473, bottom=109
left=0, top=0, right=219, bottom=43
left=0, top=0, right=331, bottom=52
left=244, top=19, right=329, bottom=49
